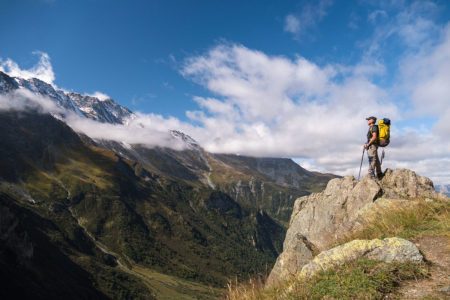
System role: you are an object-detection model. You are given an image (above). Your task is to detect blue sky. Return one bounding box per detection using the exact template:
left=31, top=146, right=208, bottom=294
left=1, top=0, right=450, bottom=184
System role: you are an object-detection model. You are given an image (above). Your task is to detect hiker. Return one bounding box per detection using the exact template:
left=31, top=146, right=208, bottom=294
left=363, top=116, right=382, bottom=179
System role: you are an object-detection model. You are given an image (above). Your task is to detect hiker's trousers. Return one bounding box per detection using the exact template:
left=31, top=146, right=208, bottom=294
left=367, top=144, right=382, bottom=177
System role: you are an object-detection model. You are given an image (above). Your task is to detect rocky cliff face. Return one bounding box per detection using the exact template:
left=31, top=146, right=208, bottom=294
left=267, top=169, right=449, bottom=285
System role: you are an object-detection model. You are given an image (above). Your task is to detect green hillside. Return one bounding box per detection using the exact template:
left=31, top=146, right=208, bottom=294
left=0, top=111, right=292, bottom=298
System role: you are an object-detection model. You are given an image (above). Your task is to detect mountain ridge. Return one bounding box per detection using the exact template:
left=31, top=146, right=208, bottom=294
left=0, top=71, right=133, bottom=124
left=0, top=70, right=337, bottom=223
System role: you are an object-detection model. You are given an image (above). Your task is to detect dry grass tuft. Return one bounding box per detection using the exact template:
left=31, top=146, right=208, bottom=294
left=341, top=197, right=450, bottom=244
left=224, top=275, right=267, bottom=300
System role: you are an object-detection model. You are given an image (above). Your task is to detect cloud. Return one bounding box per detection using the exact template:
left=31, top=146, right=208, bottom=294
left=284, top=14, right=301, bottom=34
left=398, top=23, right=450, bottom=119
left=65, top=113, right=187, bottom=150
left=368, top=10, right=388, bottom=24
left=180, top=37, right=450, bottom=184
left=182, top=44, right=398, bottom=158
left=87, top=91, right=111, bottom=101
left=0, top=89, right=187, bottom=151
left=362, top=0, right=440, bottom=58
left=348, top=11, right=361, bottom=30
left=0, top=52, right=55, bottom=85
left=0, top=89, right=63, bottom=114
left=283, top=0, right=333, bottom=39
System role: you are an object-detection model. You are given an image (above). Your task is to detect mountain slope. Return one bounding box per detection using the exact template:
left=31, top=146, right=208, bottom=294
left=0, top=111, right=286, bottom=296
left=0, top=71, right=337, bottom=298
left=435, top=184, right=450, bottom=196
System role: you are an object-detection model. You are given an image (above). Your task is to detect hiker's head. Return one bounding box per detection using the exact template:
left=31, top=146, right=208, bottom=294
left=366, top=116, right=376, bottom=126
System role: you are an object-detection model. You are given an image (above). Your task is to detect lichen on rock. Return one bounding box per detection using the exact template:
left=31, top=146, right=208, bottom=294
left=299, top=237, right=423, bottom=277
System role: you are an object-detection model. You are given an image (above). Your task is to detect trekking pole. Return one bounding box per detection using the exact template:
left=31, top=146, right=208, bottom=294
left=358, top=148, right=365, bottom=180
left=380, top=149, right=385, bottom=165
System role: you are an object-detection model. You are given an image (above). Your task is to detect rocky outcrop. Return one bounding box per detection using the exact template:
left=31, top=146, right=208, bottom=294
left=381, top=169, right=444, bottom=199
left=267, top=168, right=448, bottom=286
left=300, top=237, right=423, bottom=277
left=267, top=233, right=316, bottom=285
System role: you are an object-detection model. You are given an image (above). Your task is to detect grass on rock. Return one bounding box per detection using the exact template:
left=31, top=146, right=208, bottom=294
left=341, top=197, right=450, bottom=243
left=224, top=258, right=428, bottom=300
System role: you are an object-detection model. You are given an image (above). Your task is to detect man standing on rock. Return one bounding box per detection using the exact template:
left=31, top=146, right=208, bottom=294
left=364, top=116, right=382, bottom=179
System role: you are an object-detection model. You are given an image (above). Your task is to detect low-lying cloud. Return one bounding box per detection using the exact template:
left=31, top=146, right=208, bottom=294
left=0, top=89, right=63, bottom=113
left=0, top=89, right=187, bottom=151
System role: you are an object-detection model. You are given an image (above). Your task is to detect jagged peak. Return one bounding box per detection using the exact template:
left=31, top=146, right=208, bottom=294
left=0, top=71, right=133, bottom=124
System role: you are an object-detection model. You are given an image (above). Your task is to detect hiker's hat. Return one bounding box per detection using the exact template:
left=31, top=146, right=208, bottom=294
left=366, top=116, right=377, bottom=121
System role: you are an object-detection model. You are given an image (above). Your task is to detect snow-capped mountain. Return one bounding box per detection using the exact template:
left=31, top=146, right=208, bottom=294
left=0, top=71, right=207, bottom=149
left=67, top=92, right=133, bottom=124
left=0, top=71, right=133, bottom=124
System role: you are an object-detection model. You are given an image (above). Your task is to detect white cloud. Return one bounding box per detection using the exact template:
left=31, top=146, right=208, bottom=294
left=399, top=23, right=450, bottom=119
left=0, top=89, right=188, bottom=151
left=182, top=44, right=398, bottom=159
left=0, top=89, right=63, bottom=114
left=362, top=0, right=440, bottom=58
left=181, top=38, right=450, bottom=185
left=284, top=14, right=300, bottom=34
left=283, top=0, right=333, bottom=39
left=87, top=91, right=111, bottom=101
left=65, top=113, right=187, bottom=150
left=368, top=10, right=388, bottom=24
left=0, top=52, right=55, bottom=85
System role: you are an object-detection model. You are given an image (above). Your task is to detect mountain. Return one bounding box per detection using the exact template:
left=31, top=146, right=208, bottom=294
left=0, top=70, right=336, bottom=223
left=435, top=184, right=450, bottom=196
left=0, top=111, right=284, bottom=298
left=0, top=71, right=133, bottom=124
left=0, top=71, right=336, bottom=298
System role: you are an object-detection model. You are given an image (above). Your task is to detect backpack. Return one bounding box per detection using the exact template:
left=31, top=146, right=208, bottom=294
left=377, top=118, right=390, bottom=147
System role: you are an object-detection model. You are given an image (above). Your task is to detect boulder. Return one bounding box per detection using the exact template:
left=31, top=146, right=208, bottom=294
left=300, top=237, right=423, bottom=277
left=381, top=169, right=446, bottom=200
